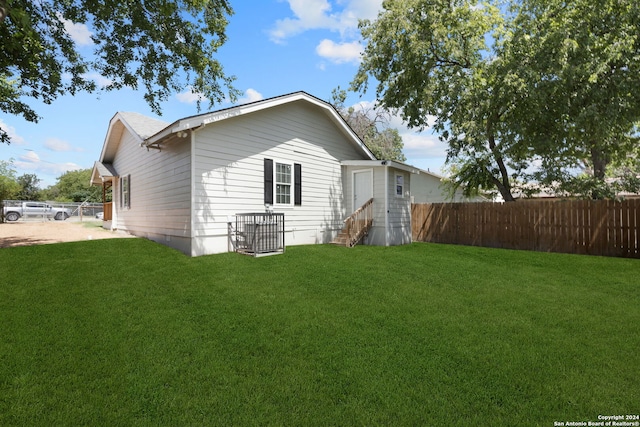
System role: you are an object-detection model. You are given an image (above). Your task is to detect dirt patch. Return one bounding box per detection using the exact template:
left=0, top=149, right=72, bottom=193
left=0, top=220, right=135, bottom=248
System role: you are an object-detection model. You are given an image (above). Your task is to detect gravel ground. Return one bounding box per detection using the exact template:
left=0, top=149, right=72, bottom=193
left=0, top=219, right=134, bottom=248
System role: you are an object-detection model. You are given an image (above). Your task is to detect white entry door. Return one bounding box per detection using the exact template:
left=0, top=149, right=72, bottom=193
left=353, top=170, right=373, bottom=211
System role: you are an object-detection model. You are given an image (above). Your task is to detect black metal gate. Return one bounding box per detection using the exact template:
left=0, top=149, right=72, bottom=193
left=235, top=213, right=285, bottom=256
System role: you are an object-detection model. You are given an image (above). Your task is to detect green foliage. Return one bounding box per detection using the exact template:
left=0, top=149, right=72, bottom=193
left=352, top=0, right=517, bottom=200
left=0, top=159, right=20, bottom=222
left=331, top=88, right=406, bottom=162
left=1, top=241, right=638, bottom=424
left=44, top=168, right=100, bottom=202
left=15, top=173, right=41, bottom=200
left=353, top=0, right=640, bottom=200
left=0, top=75, right=36, bottom=144
left=505, top=0, right=640, bottom=199
left=0, top=0, right=239, bottom=143
left=0, top=161, right=17, bottom=221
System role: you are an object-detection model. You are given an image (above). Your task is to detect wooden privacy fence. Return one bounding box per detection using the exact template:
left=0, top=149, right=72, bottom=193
left=412, top=199, right=640, bottom=258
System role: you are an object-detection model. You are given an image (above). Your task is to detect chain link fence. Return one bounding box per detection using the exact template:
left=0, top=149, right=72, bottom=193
left=2, top=200, right=104, bottom=222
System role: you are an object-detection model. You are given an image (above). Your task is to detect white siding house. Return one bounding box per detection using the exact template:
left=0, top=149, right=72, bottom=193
left=91, top=92, right=474, bottom=256
left=342, top=161, right=416, bottom=246
left=411, top=169, right=487, bottom=203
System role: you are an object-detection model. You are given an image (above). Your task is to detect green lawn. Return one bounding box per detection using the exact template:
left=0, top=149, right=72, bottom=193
left=1, top=239, right=638, bottom=426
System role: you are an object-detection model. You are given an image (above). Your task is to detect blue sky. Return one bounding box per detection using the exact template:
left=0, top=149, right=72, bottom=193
left=0, top=0, right=445, bottom=187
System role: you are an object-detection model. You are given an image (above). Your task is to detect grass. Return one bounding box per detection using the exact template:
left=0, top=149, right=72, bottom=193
left=0, top=240, right=638, bottom=426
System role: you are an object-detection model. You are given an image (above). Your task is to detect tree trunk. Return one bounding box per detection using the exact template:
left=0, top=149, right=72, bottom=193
left=590, top=146, right=609, bottom=181
left=487, top=128, right=516, bottom=202
left=590, top=143, right=610, bottom=200
left=0, top=0, right=6, bottom=24
left=493, top=176, right=516, bottom=202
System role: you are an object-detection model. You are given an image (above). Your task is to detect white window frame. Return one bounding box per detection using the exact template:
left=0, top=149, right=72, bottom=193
left=274, top=161, right=293, bottom=206
left=121, top=174, right=130, bottom=209
left=395, top=174, right=405, bottom=198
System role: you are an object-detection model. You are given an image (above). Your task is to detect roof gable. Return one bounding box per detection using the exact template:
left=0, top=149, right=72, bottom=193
left=96, top=91, right=376, bottom=165
left=144, top=91, right=376, bottom=160
left=118, top=112, right=169, bottom=140
left=90, top=161, right=118, bottom=185
left=98, top=112, right=169, bottom=163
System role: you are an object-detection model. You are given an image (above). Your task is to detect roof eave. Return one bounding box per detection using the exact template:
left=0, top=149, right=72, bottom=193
left=342, top=160, right=421, bottom=174
left=142, top=92, right=377, bottom=160
left=90, top=161, right=118, bottom=186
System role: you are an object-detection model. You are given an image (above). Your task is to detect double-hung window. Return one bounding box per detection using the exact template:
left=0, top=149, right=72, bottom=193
left=275, top=162, right=292, bottom=204
left=264, top=159, right=302, bottom=206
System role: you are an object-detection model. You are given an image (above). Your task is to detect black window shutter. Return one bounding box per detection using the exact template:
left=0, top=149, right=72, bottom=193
left=294, top=163, right=302, bottom=206
left=264, top=158, right=273, bottom=204
left=127, top=174, right=131, bottom=208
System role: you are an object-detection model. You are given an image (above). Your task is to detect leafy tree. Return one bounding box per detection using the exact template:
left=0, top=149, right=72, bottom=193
left=0, top=0, right=239, bottom=144
left=332, top=88, right=406, bottom=162
left=45, top=168, right=100, bottom=202
left=504, top=0, right=640, bottom=199
left=603, top=149, right=640, bottom=199
left=351, top=0, right=520, bottom=200
left=352, top=0, right=640, bottom=201
left=0, top=159, right=20, bottom=222
left=15, top=173, right=41, bottom=200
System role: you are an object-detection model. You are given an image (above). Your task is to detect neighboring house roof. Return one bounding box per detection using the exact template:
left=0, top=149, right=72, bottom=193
left=511, top=177, right=640, bottom=200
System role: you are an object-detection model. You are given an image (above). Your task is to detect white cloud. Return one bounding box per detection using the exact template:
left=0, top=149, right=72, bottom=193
left=42, top=162, right=83, bottom=177
left=269, top=0, right=335, bottom=42
left=316, top=39, right=362, bottom=64
left=176, top=87, right=207, bottom=104
left=44, top=138, right=83, bottom=152
left=237, top=88, right=264, bottom=105
left=61, top=72, right=112, bottom=88
left=178, top=87, right=263, bottom=107
left=19, top=150, right=40, bottom=164
left=0, top=119, right=27, bottom=145
left=391, top=113, right=445, bottom=163
left=347, top=99, right=447, bottom=170
left=83, top=72, right=113, bottom=88
left=59, top=14, right=93, bottom=46
left=401, top=131, right=447, bottom=159
left=269, top=0, right=382, bottom=43
left=15, top=150, right=82, bottom=179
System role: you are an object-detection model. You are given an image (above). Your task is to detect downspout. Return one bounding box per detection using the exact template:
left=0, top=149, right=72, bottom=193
left=385, top=164, right=389, bottom=246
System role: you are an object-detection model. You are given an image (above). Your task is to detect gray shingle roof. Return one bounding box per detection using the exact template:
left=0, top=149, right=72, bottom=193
left=94, top=161, right=117, bottom=177
left=119, top=112, right=169, bottom=140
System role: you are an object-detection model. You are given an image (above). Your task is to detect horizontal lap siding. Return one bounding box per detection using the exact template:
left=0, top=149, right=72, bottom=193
left=113, top=130, right=191, bottom=242
left=387, top=168, right=412, bottom=245
left=342, top=166, right=411, bottom=246
left=367, top=167, right=389, bottom=246
left=193, top=102, right=366, bottom=252
left=411, top=173, right=449, bottom=203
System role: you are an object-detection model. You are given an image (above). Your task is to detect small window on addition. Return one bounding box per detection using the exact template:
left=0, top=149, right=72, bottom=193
left=121, top=174, right=131, bottom=208
left=396, top=174, right=404, bottom=197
